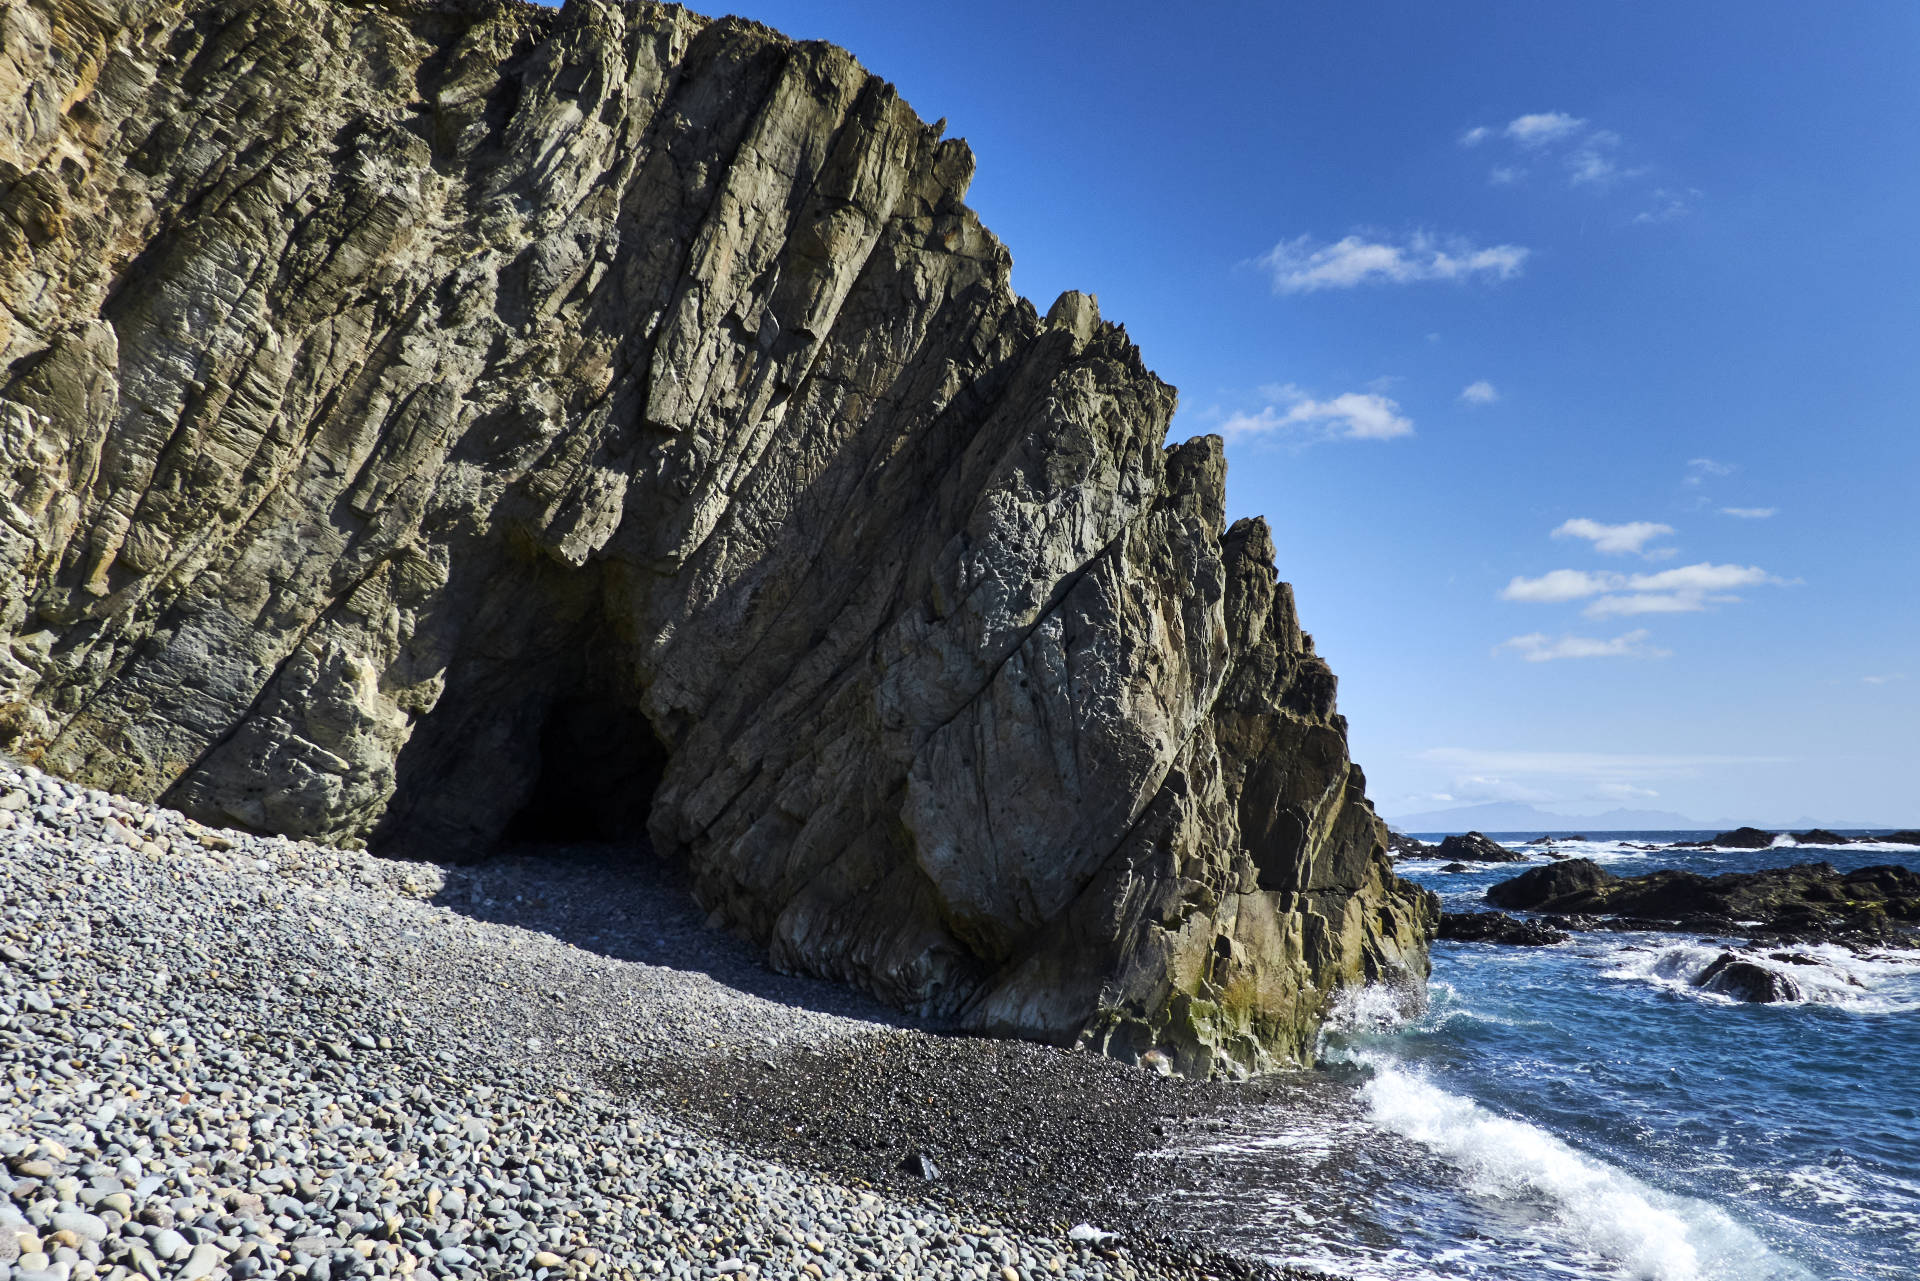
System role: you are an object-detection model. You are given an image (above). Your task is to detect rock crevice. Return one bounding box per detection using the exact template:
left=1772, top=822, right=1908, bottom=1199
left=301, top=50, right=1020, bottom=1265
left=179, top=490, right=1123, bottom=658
left=0, top=0, right=1434, bottom=1074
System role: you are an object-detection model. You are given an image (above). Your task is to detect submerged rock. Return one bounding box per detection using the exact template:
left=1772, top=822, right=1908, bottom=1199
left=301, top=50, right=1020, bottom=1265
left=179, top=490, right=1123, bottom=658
left=1486, top=859, right=1920, bottom=945
left=0, top=0, right=1432, bottom=1074
left=1438, top=912, right=1568, bottom=947
left=1433, top=832, right=1526, bottom=863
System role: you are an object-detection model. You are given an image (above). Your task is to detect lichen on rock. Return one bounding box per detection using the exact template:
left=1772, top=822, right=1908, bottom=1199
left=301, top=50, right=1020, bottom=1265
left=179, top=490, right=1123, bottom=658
left=0, top=0, right=1435, bottom=1074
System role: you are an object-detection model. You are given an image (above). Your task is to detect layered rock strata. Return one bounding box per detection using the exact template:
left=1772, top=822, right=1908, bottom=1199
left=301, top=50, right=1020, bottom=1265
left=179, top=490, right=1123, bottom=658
left=0, top=0, right=1433, bottom=1072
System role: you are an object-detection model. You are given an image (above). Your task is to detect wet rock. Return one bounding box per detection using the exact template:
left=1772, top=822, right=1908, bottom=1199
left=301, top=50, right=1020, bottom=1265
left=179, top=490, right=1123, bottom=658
left=1883, top=831, right=1920, bottom=846
left=1792, top=829, right=1852, bottom=846
left=1438, top=912, right=1568, bottom=946
left=1675, top=827, right=1778, bottom=849
left=1438, top=862, right=1471, bottom=874
left=1693, top=953, right=1800, bottom=1003
left=1432, top=832, right=1525, bottom=863
left=1387, top=832, right=1435, bottom=859
left=1486, top=859, right=1920, bottom=944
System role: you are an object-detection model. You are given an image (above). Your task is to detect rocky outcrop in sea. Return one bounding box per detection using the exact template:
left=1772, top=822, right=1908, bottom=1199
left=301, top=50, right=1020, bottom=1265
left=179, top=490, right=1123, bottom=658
left=1485, top=858, right=1920, bottom=945
left=0, top=0, right=1431, bottom=1074
left=1430, top=833, right=1524, bottom=863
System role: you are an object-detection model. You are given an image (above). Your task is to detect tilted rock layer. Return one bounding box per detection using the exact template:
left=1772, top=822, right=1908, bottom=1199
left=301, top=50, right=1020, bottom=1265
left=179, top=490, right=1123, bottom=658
left=0, top=0, right=1434, bottom=1073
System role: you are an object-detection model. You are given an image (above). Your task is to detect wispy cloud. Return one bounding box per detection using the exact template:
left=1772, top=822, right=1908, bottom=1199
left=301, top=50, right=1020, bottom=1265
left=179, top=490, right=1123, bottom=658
left=1502, top=561, right=1789, bottom=617
left=1720, top=506, right=1777, bottom=519
left=1220, top=384, right=1413, bottom=442
left=1863, top=674, right=1907, bottom=686
left=1685, top=457, right=1736, bottom=485
left=1504, top=112, right=1586, bottom=146
left=1414, top=746, right=1791, bottom=811
left=1461, top=112, right=1668, bottom=202
left=1551, top=517, right=1674, bottom=556
left=1256, top=232, right=1529, bottom=293
left=1422, top=748, right=1791, bottom=776
left=1496, top=629, right=1671, bottom=662
left=1635, top=187, right=1701, bottom=224
left=1459, top=380, right=1500, bottom=405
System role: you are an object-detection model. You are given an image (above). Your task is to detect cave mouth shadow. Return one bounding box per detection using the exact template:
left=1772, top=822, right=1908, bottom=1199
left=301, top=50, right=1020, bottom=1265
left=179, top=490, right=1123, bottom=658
left=422, top=699, right=924, bottom=1030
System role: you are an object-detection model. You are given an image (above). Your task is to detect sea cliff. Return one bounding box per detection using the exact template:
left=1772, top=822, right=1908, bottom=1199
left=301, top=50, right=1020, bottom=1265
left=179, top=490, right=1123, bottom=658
left=0, top=0, right=1433, bottom=1074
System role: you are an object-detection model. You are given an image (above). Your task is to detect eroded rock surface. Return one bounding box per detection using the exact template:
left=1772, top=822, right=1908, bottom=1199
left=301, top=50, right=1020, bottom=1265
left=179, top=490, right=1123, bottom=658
left=0, top=0, right=1433, bottom=1073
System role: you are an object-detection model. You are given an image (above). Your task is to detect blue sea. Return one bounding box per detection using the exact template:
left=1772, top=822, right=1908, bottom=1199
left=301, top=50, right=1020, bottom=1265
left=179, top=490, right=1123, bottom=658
left=1167, top=833, right=1920, bottom=1280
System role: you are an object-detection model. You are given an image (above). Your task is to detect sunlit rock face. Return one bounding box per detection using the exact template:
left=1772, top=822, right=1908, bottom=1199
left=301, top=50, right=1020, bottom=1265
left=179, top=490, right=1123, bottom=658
left=0, top=0, right=1434, bottom=1074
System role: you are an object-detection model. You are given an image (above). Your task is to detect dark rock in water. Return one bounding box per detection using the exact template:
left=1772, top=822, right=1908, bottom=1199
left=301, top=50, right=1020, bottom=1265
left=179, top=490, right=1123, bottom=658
left=0, top=0, right=1437, bottom=1076
left=1486, top=860, right=1620, bottom=910
left=1693, top=953, right=1800, bottom=1003
left=1793, top=829, right=1852, bottom=846
left=1439, top=862, right=1472, bottom=873
left=1434, top=832, right=1525, bottom=863
left=901, top=1151, right=942, bottom=1181
left=1388, top=832, right=1437, bottom=859
left=1768, top=952, right=1865, bottom=985
left=1525, top=834, right=1586, bottom=845
left=1677, top=826, right=1779, bottom=849
left=1439, top=912, right=1569, bottom=946
left=1884, top=831, right=1920, bottom=846
left=1485, top=858, right=1920, bottom=944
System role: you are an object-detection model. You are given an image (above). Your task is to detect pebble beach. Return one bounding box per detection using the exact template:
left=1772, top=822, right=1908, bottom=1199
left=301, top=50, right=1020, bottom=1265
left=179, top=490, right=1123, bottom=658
left=0, top=763, right=1319, bottom=1281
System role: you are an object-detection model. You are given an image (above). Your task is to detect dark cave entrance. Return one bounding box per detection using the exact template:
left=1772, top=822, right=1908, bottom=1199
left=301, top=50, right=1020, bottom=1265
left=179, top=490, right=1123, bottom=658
left=500, top=697, right=670, bottom=849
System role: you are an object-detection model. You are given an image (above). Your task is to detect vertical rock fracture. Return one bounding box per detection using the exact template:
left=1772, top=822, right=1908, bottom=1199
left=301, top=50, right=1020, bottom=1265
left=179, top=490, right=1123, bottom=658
left=0, top=0, right=1435, bottom=1074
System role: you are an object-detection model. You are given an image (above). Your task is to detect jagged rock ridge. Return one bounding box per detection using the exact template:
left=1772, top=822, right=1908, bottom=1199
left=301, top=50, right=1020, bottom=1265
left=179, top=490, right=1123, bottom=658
left=0, top=0, right=1434, bottom=1073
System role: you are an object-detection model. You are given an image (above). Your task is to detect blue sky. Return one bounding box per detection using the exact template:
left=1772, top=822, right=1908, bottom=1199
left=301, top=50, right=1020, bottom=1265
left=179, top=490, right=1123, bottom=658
left=539, top=3, right=1918, bottom=824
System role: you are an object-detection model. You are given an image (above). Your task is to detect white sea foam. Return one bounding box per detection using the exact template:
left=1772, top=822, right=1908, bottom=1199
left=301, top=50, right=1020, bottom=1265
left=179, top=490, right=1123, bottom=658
left=1356, top=1055, right=1814, bottom=1280
left=1598, top=938, right=1920, bottom=1013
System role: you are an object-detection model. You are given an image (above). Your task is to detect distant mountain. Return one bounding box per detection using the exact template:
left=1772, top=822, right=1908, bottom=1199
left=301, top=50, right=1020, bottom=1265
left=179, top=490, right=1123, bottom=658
left=1386, top=801, right=1703, bottom=834
left=1384, top=801, right=1916, bottom=835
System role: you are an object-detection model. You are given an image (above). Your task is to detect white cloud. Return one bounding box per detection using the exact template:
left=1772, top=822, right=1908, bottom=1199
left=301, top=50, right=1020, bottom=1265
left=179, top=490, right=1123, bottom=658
left=1505, top=112, right=1586, bottom=146
left=1489, top=166, right=1523, bottom=186
left=1256, top=232, right=1530, bottom=293
left=1551, top=517, right=1674, bottom=556
left=1500, top=569, right=1619, bottom=603
left=1459, top=126, right=1492, bottom=147
left=1567, top=147, right=1619, bottom=187
left=1497, top=629, right=1671, bottom=662
left=1503, top=561, right=1788, bottom=617
left=1459, top=380, right=1500, bottom=405
left=1221, top=385, right=1413, bottom=442
left=1630, top=563, right=1782, bottom=594
left=1720, top=506, right=1776, bottom=519
left=1862, top=674, right=1907, bottom=686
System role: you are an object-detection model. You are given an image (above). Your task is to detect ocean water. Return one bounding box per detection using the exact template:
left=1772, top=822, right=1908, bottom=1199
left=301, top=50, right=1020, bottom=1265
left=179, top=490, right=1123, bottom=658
left=1166, top=833, right=1920, bottom=1280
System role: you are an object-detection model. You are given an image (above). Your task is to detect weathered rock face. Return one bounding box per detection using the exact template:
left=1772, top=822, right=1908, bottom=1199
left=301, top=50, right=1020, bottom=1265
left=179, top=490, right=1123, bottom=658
left=0, top=0, right=1434, bottom=1073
